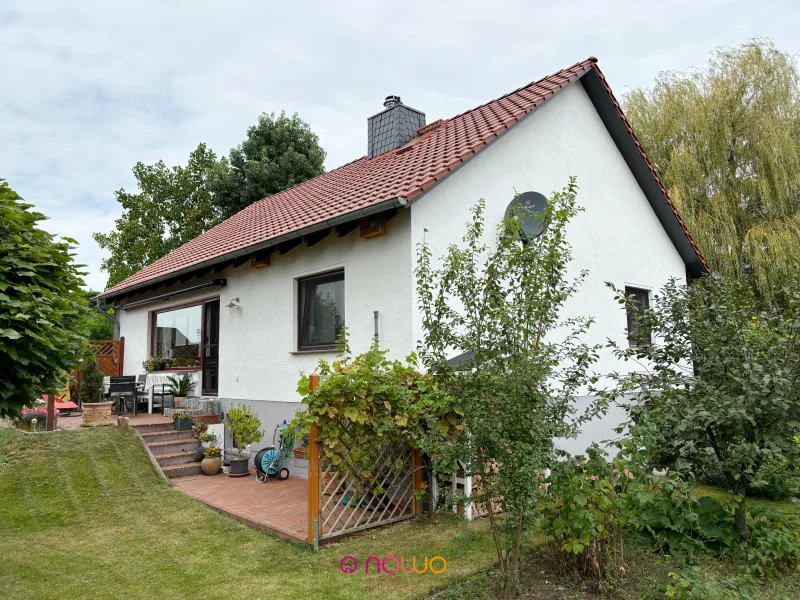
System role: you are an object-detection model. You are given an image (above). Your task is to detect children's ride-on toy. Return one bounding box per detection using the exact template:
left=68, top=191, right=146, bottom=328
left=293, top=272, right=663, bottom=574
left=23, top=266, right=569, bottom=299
left=254, top=421, right=290, bottom=482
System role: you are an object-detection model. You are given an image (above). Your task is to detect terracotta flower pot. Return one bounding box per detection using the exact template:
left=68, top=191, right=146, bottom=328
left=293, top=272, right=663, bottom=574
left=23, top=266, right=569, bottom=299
left=293, top=447, right=307, bottom=460
left=173, top=396, right=184, bottom=408
left=81, top=401, right=113, bottom=427
left=201, top=456, right=222, bottom=476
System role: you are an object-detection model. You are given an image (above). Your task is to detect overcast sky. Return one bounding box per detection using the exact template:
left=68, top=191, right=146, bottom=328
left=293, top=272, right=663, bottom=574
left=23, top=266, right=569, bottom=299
left=2, top=1, right=798, bottom=291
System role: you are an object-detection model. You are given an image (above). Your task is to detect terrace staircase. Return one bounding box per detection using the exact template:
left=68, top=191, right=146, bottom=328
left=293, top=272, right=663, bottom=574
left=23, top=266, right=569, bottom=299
left=134, top=421, right=202, bottom=479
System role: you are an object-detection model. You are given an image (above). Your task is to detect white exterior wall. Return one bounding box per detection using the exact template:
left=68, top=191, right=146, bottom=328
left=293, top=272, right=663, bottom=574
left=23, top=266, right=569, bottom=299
left=409, top=82, right=687, bottom=455
left=118, top=208, right=415, bottom=403
left=117, top=81, right=690, bottom=458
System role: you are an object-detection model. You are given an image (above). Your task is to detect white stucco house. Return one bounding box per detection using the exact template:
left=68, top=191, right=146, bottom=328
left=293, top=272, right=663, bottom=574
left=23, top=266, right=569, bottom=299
left=97, top=56, right=708, bottom=457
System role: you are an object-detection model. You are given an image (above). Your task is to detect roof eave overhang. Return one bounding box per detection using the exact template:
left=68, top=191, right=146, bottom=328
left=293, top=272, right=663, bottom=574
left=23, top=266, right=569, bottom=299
left=579, top=68, right=709, bottom=278
left=97, top=195, right=408, bottom=303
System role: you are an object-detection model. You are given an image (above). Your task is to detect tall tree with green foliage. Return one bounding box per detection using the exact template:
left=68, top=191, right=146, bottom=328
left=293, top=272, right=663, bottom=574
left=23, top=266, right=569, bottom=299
left=416, top=179, right=600, bottom=597
left=94, top=143, right=221, bottom=288
left=0, top=179, right=88, bottom=416
left=623, top=39, right=800, bottom=304
left=95, top=112, right=326, bottom=289
left=604, top=277, right=800, bottom=540
left=211, top=111, right=326, bottom=219
left=78, top=291, right=114, bottom=340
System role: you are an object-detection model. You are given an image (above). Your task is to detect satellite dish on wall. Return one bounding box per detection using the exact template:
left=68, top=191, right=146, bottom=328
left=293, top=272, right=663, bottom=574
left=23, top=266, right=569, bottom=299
left=504, top=191, right=548, bottom=243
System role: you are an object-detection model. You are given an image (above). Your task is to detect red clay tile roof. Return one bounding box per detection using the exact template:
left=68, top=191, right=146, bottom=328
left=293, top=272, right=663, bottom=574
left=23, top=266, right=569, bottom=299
left=101, top=57, right=707, bottom=298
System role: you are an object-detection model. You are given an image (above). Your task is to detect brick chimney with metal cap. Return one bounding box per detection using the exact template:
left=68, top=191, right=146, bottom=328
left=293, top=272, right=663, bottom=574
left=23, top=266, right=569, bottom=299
left=367, top=95, right=425, bottom=158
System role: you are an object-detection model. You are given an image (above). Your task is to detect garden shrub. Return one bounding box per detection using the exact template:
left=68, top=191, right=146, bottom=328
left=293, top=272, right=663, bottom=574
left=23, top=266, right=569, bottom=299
left=297, top=338, right=460, bottom=498
left=539, top=446, right=630, bottom=580
left=602, top=277, right=800, bottom=540
left=664, top=567, right=752, bottom=600
left=743, top=507, right=800, bottom=577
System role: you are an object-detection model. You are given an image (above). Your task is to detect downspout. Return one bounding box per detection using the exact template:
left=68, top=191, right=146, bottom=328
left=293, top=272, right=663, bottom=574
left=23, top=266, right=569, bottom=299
left=95, top=298, right=120, bottom=340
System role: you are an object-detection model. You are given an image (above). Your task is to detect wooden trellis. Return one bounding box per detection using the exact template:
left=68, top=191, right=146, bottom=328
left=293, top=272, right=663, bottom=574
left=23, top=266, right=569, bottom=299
left=307, top=374, right=421, bottom=547
left=89, top=338, right=124, bottom=377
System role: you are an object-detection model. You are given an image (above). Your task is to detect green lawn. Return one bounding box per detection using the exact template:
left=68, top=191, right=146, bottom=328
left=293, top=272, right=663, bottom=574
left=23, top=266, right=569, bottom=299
left=2, top=426, right=798, bottom=600
left=0, top=426, right=499, bottom=600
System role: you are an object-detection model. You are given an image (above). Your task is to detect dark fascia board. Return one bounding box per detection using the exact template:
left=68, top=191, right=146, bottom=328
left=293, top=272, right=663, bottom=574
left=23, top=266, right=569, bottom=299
left=579, top=69, right=706, bottom=278
left=96, top=195, right=409, bottom=303
left=407, top=67, right=705, bottom=279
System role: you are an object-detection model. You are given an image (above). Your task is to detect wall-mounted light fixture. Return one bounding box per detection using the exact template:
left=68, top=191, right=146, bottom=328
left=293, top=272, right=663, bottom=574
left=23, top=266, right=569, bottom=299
left=226, top=297, right=240, bottom=312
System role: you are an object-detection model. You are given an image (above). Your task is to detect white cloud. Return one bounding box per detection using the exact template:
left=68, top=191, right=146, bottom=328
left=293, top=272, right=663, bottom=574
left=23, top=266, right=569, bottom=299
left=1, top=0, right=798, bottom=290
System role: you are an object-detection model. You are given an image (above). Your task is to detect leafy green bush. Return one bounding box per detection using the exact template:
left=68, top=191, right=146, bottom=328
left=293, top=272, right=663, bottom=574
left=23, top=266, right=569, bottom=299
left=297, top=338, right=459, bottom=497
left=0, top=179, right=88, bottom=416
left=540, top=446, right=630, bottom=579
left=743, top=507, right=800, bottom=577
left=664, top=567, right=752, bottom=600
left=603, top=277, right=800, bottom=540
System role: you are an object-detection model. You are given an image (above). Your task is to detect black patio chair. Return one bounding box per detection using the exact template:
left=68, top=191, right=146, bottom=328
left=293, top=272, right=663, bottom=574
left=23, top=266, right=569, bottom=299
left=109, top=376, right=137, bottom=415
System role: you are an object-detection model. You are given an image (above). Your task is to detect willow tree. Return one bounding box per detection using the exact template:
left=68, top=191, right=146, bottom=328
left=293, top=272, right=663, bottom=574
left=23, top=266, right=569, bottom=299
left=624, top=39, right=800, bottom=304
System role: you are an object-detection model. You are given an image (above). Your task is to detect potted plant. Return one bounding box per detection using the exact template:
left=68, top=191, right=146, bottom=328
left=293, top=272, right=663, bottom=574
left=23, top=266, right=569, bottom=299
left=166, top=373, right=195, bottom=408
left=226, top=403, right=263, bottom=476
left=192, top=422, right=208, bottom=439
left=80, top=357, right=112, bottom=427
left=172, top=410, right=193, bottom=431
left=201, top=446, right=222, bottom=475
left=141, top=356, right=164, bottom=373
left=199, top=432, right=217, bottom=449
left=293, top=432, right=308, bottom=460
left=287, top=412, right=309, bottom=459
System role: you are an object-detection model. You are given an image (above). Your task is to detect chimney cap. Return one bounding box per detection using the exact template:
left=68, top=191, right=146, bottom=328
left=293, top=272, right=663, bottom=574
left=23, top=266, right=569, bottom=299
left=383, top=95, right=402, bottom=108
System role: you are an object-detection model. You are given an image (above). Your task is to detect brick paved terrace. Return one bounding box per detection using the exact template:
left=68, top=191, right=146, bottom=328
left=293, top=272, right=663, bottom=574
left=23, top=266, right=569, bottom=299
left=173, top=470, right=308, bottom=543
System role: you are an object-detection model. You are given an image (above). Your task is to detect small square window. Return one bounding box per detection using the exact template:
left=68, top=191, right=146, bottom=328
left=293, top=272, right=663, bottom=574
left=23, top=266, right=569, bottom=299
left=298, top=270, right=345, bottom=350
left=625, top=287, right=651, bottom=347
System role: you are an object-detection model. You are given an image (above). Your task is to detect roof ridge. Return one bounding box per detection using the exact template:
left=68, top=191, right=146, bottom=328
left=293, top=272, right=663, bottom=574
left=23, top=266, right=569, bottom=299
left=442, top=57, right=596, bottom=125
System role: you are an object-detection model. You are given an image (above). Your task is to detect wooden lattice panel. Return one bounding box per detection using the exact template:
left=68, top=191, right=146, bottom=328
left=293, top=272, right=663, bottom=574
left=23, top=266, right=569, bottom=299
left=89, top=339, right=122, bottom=377
left=317, top=434, right=416, bottom=540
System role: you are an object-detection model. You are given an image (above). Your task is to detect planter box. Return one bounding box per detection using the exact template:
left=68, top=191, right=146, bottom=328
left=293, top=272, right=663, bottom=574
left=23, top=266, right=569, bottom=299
left=174, top=418, right=193, bottom=431
left=192, top=414, right=220, bottom=426
left=82, top=401, right=113, bottom=427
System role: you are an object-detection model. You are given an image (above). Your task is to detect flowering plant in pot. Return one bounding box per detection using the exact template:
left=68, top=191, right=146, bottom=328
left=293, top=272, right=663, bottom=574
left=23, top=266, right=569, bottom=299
left=225, top=404, right=263, bottom=476
left=199, top=432, right=217, bottom=449
left=201, top=446, right=222, bottom=475
left=172, top=410, right=193, bottom=431
left=18, top=406, right=60, bottom=432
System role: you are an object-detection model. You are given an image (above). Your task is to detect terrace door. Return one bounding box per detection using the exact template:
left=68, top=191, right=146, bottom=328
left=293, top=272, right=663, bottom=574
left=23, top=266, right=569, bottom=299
left=202, top=299, right=220, bottom=395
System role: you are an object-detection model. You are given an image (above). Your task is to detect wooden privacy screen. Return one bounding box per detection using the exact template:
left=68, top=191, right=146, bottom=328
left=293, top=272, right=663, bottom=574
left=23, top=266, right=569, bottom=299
left=307, top=374, right=421, bottom=547
left=88, top=338, right=124, bottom=377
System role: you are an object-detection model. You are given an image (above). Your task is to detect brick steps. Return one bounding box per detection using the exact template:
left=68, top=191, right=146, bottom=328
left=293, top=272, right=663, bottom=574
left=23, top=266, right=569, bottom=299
left=134, top=422, right=201, bottom=479
left=162, top=463, right=204, bottom=478
left=156, top=450, right=198, bottom=467
left=141, top=430, right=195, bottom=443
left=134, top=422, right=175, bottom=434
left=147, top=438, right=200, bottom=456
